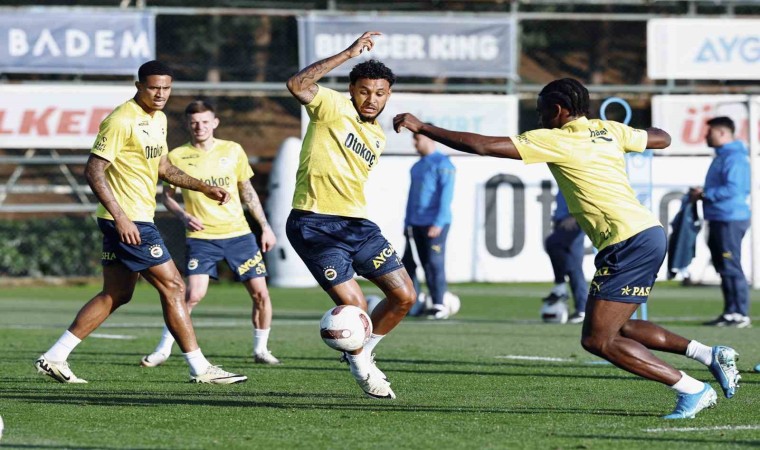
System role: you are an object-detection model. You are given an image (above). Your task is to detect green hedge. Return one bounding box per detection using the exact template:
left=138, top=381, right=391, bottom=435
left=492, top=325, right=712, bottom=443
left=0, top=217, right=102, bottom=276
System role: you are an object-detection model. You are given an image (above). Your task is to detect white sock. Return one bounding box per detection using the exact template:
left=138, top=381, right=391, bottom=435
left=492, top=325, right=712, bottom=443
left=670, top=371, right=705, bottom=394
left=686, top=340, right=713, bottom=366
left=363, top=333, right=385, bottom=355
left=44, top=330, right=81, bottom=361
left=551, top=283, right=567, bottom=296
left=155, top=325, right=176, bottom=356
left=347, top=351, right=370, bottom=378
left=183, top=348, right=211, bottom=376
left=254, top=328, right=270, bottom=354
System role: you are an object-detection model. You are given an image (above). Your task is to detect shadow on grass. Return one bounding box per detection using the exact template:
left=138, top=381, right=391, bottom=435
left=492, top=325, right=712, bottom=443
left=2, top=388, right=659, bottom=418
left=562, top=433, right=760, bottom=447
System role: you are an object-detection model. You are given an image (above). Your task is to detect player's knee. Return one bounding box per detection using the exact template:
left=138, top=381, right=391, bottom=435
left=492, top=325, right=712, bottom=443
left=186, top=292, right=204, bottom=309
left=580, top=334, right=608, bottom=356
left=388, top=284, right=416, bottom=312
left=102, top=290, right=133, bottom=307
left=249, top=289, right=270, bottom=307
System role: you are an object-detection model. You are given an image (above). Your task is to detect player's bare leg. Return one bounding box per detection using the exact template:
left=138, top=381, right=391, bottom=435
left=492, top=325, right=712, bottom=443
left=140, top=260, right=198, bottom=353
left=327, top=276, right=411, bottom=399
left=244, top=277, right=279, bottom=364
left=368, top=268, right=416, bottom=334
left=35, top=263, right=139, bottom=383
left=581, top=297, right=681, bottom=385
left=185, top=274, right=210, bottom=313
left=68, top=263, right=139, bottom=339
left=619, top=319, right=690, bottom=354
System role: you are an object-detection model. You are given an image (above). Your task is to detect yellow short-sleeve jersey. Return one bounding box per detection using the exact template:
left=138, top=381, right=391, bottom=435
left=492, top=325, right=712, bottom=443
left=167, top=139, right=253, bottom=239
left=91, top=99, right=167, bottom=222
left=512, top=117, right=660, bottom=250
left=292, top=85, right=385, bottom=218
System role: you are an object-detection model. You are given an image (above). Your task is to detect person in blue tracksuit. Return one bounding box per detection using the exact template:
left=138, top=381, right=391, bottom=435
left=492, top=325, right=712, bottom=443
left=543, top=191, right=588, bottom=323
left=689, top=117, right=751, bottom=328
left=402, top=128, right=456, bottom=319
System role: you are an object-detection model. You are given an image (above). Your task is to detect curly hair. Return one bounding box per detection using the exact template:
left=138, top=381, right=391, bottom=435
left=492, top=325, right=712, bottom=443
left=538, top=78, right=589, bottom=116
left=349, top=59, right=396, bottom=87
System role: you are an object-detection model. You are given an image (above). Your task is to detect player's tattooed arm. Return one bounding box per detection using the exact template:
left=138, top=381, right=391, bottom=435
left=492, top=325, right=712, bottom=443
left=85, top=154, right=141, bottom=244
left=85, top=154, right=126, bottom=221
left=239, top=179, right=270, bottom=230
left=159, top=156, right=230, bottom=205
left=239, top=179, right=277, bottom=251
left=286, top=31, right=381, bottom=105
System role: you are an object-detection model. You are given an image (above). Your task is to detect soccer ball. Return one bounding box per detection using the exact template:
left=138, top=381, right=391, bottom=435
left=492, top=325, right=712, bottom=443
left=443, top=292, right=461, bottom=316
left=0, top=415, right=4, bottom=440
left=320, top=305, right=372, bottom=351
left=541, top=298, right=568, bottom=324
left=365, top=295, right=383, bottom=315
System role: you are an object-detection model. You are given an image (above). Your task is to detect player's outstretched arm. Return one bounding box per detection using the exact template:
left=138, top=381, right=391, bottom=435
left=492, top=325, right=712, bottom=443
left=161, top=186, right=204, bottom=232
left=393, top=113, right=522, bottom=160
left=239, top=179, right=276, bottom=252
left=646, top=127, right=671, bottom=149
left=85, top=154, right=141, bottom=245
left=286, top=31, right=382, bottom=105
left=158, top=156, right=230, bottom=205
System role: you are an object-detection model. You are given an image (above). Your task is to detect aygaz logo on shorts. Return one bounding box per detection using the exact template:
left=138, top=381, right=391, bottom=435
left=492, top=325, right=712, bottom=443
left=323, top=266, right=337, bottom=281
left=372, top=244, right=396, bottom=269
left=149, top=244, right=164, bottom=258
left=187, top=258, right=199, bottom=270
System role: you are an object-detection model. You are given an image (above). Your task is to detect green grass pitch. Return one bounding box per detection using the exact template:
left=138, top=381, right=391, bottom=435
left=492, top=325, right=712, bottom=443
left=1, top=281, right=759, bottom=449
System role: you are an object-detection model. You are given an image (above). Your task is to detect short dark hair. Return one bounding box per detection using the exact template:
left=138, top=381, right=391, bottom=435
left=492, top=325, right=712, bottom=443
left=706, top=116, right=735, bottom=134
left=349, top=59, right=396, bottom=87
left=138, top=60, right=174, bottom=83
left=185, top=99, right=216, bottom=116
left=538, top=78, right=590, bottom=116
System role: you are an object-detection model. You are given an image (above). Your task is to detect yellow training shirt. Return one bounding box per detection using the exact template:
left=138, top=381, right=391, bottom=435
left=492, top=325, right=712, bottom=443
left=91, top=99, right=167, bottom=222
left=292, top=85, right=385, bottom=218
left=167, top=139, right=254, bottom=240
left=512, top=117, right=660, bottom=250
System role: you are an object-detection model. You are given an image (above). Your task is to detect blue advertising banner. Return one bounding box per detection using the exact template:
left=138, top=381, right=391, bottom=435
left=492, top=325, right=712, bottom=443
left=0, top=11, right=155, bottom=75
left=298, top=15, right=516, bottom=79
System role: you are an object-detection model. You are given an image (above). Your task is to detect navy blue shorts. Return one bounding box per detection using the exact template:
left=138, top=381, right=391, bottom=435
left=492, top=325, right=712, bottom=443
left=186, top=233, right=267, bottom=282
left=285, top=210, right=404, bottom=290
left=589, top=226, right=666, bottom=304
left=98, top=218, right=172, bottom=272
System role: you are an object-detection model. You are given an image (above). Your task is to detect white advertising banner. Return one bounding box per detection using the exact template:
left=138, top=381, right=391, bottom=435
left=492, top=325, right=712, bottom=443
left=651, top=95, right=758, bottom=155
left=648, top=19, right=760, bottom=80
left=366, top=154, right=746, bottom=283
left=301, top=93, right=519, bottom=155
left=0, top=84, right=134, bottom=149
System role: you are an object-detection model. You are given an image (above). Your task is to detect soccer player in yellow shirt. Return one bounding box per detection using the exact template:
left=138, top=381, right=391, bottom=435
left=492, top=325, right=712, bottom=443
left=393, top=78, right=740, bottom=419
left=286, top=32, right=416, bottom=399
left=140, top=99, right=280, bottom=367
left=34, top=61, right=247, bottom=385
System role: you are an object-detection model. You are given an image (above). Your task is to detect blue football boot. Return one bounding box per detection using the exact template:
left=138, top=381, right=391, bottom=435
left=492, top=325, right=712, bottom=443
left=663, top=383, right=717, bottom=419
left=708, top=346, right=740, bottom=398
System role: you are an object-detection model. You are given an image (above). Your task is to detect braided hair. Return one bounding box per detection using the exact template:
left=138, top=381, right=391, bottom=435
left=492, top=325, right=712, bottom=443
left=538, top=78, right=589, bottom=117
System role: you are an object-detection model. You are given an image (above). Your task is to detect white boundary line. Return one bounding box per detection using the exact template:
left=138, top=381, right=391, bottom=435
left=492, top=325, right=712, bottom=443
left=495, top=355, right=573, bottom=362
left=645, top=425, right=760, bottom=433
left=89, top=333, right=136, bottom=340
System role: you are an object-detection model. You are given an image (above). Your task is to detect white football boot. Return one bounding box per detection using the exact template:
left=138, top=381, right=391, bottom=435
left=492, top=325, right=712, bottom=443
left=35, top=355, right=87, bottom=384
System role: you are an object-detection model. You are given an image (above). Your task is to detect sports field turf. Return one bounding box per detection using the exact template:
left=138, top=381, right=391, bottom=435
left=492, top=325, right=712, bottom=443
left=1, top=281, right=759, bottom=449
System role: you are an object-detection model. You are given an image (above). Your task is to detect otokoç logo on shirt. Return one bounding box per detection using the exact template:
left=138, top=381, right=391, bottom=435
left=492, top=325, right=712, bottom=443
left=344, top=133, right=376, bottom=168
left=201, top=175, right=231, bottom=188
